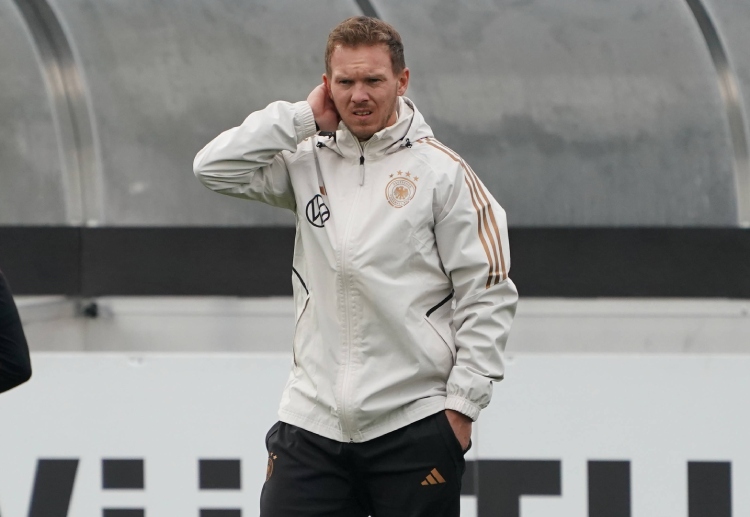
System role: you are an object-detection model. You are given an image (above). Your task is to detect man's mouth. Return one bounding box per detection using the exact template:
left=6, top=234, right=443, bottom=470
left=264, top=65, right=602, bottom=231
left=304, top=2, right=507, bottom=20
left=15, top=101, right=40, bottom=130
left=353, top=110, right=373, bottom=117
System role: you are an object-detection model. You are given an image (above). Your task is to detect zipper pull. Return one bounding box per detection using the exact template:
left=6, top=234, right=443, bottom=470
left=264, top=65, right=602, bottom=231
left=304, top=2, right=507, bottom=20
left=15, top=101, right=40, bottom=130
left=359, top=155, right=365, bottom=186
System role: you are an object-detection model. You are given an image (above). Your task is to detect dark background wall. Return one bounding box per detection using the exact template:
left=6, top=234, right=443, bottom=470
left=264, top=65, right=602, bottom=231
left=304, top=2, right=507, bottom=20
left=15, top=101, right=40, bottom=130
left=2, top=227, right=749, bottom=297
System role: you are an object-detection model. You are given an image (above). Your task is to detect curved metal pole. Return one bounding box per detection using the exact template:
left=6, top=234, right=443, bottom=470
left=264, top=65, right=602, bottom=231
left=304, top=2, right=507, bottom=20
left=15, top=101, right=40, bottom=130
left=685, top=0, right=750, bottom=226
left=12, top=0, right=100, bottom=226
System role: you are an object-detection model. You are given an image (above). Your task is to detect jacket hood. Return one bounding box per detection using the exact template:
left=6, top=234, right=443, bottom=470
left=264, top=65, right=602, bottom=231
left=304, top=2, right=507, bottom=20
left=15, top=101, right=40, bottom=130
left=316, top=97, right=434, bottom=160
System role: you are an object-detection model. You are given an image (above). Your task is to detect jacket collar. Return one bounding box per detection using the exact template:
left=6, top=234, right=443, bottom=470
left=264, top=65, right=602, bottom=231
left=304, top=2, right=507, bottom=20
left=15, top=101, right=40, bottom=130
left=315, top=97, right=433, bottom=160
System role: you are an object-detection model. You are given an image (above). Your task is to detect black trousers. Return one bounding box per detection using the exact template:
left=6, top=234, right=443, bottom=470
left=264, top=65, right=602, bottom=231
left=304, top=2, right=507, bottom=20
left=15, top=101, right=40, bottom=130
left=260, top=411, right=466, bottom=517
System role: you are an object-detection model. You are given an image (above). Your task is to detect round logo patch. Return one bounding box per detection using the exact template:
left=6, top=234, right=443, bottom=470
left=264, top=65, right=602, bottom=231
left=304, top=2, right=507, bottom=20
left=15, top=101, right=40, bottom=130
left=306, top=194, right=330, bottom=227
left=386, top=177, right=417, bottom=208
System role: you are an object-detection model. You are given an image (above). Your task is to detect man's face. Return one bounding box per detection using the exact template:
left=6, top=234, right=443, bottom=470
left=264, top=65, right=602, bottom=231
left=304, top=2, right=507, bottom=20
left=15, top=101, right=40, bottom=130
left=323, top=44, right=409, bottom=141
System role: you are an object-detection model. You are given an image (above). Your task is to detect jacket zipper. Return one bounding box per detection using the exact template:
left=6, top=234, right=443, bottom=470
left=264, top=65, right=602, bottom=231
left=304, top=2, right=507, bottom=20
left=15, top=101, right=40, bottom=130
left=338, top=150, right=365, bottom=442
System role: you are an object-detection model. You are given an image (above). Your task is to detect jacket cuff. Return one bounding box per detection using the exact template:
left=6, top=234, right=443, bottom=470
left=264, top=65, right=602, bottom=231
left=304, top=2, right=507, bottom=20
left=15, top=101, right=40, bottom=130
left=293, top=101, right=318, bottom=143
left=445, top=395, right=481, bottom=421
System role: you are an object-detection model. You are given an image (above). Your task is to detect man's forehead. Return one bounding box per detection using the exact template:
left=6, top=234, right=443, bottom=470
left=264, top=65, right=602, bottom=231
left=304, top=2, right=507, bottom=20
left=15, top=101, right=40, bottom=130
left=329, top=44, right=393, bottom=73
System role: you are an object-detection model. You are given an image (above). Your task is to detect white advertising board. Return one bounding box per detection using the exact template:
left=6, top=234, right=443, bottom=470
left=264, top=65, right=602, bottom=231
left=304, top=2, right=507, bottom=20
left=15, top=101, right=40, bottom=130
left=0, top=353, right=748, bottom=517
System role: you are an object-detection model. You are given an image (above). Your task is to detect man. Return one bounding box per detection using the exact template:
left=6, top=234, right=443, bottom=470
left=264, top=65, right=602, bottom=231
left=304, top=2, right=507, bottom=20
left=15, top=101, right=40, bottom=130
left=0, top=269, right=32, bottom=393
left=194, top=16, right=517, bottom=517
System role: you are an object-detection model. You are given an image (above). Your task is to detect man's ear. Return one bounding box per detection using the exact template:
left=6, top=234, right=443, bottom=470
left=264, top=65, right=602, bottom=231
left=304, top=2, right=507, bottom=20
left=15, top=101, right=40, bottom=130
left=322, top=73, right=333, bottom=99
left=397, top=68, right=410, bottom=96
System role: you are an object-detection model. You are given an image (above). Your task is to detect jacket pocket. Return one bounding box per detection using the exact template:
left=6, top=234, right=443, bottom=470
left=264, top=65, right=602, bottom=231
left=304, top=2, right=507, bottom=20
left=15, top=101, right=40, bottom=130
left=423, top=314, right=456, bottom=364
left=423, top=291, right=456, bottom=363
left=292, top=293, right=310, bottom=367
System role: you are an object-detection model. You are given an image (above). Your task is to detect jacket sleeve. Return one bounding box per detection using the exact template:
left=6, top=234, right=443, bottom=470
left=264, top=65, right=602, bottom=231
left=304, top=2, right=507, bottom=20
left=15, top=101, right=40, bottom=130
left=0, top=271, right=32, bottom=394
left=433, top=161, right=518, bottom=421
left=193, top=100, right=318, bottom=211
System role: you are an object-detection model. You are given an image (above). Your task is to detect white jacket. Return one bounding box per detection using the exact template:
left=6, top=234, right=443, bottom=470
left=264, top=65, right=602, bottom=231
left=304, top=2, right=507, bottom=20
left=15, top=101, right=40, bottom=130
left=194, top=97, right=518, bottom=442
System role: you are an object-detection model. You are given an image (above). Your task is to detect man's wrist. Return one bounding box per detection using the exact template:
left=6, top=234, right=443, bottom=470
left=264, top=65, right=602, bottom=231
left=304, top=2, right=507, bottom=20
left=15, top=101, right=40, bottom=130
left=292, top=101, right=318, bottom=142
left=445, top=408, right=472, bottom=423
left=445, top=395, right=481, bottom=421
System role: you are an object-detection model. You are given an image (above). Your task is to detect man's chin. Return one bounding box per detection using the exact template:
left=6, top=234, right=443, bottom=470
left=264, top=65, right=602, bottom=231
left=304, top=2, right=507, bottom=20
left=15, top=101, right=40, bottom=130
left=348, top=125, right=377, bottom=141
left=340, top=117, right=375, bottom=138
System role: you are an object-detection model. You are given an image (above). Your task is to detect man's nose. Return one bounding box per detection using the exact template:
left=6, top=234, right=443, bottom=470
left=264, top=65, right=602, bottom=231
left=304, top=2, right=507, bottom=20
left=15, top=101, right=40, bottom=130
left=351, top=83, right=369, bottom=104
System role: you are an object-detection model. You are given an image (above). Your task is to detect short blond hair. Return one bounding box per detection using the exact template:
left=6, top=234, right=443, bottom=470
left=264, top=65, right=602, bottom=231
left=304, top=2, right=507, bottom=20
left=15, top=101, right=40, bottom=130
left=325, top=16, right=406, bottom=75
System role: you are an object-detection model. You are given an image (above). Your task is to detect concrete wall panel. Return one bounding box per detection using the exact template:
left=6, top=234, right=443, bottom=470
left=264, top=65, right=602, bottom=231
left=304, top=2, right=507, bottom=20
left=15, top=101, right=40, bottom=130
left=0, top=0, right=68, bottom=224
left=701, top=0, right=750, bottom=223
left=374, top=0, right=739, bottom=225
left=51, top=0, right=360, bottom=226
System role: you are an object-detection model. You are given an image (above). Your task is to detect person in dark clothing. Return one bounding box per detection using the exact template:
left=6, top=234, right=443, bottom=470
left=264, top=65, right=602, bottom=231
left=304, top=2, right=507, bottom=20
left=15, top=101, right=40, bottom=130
left=0, top=269, right=32, bottom=393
